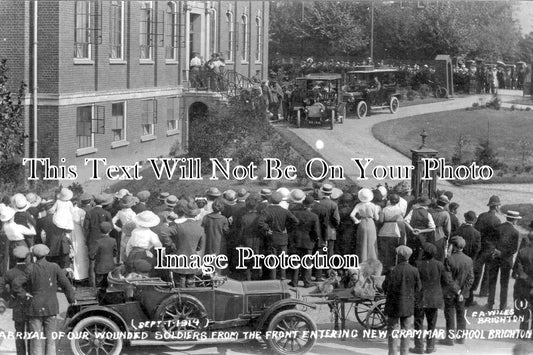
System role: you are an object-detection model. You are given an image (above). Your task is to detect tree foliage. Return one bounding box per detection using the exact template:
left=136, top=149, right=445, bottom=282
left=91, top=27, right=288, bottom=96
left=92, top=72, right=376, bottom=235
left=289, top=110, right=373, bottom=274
left=270, top=1, right=523, bottom=62
left=0, top=59, right=26, bottom=184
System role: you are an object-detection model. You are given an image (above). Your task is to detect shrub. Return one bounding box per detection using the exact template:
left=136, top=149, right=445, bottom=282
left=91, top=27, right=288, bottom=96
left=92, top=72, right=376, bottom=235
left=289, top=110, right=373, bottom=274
left=475, top=139, right=503, bottom=169
left=418, top=84, right=431, bottom=99
left=472, top=102, right=479, bottom=108
left=526, top=107, right=531, bottom=111
left=406, top=88, right=416, bottom=101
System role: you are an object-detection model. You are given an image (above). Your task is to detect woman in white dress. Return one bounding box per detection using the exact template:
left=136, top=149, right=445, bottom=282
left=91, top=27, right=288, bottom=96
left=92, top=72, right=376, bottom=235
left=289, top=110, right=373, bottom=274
left=71, top=200, right=89, bottom=282
left=350, top=188, right=380, bottom=263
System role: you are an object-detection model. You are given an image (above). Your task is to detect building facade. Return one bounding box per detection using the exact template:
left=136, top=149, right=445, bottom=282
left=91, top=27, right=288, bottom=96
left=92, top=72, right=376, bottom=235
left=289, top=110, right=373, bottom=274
left=0, top=1, right=269, bottom=183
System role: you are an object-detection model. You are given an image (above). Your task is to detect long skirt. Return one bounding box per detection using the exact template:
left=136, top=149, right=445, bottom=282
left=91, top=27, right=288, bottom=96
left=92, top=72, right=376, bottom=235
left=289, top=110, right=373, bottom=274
left=355, top=218, right=377, bottom=263
left=71, top=222, right=89, bottom=280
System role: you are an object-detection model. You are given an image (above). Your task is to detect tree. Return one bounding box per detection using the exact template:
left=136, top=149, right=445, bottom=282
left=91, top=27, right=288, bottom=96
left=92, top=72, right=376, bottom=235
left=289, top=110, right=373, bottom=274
left=0, top=59, right=26, bottom=185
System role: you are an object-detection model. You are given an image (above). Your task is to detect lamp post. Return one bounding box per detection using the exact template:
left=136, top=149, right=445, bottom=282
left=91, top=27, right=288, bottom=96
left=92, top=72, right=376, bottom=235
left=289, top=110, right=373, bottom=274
left=370, top=0, right=374, bottom=64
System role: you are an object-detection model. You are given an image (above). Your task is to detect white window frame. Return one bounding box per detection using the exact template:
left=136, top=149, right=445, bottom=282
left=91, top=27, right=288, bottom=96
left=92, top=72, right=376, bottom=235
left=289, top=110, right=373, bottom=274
left=255, top=15, right=262, bottom=63
left=226, top=11, right=234, bottom=62
left=109, top=1, right=125, bottom=61
left=166, top=96, right=180, bottom=135
left=209, top=9, right=218, bottom=56
left=110, top=102, right=129, bottom=148
left=165, top=1, right=179, bottom=61
left=74, top=1, right=92, bottom=59
left=139, top=1, right=154, bottom=61
left=141, top=98, right=157, bottom=141
left=241, top=14, right=248, bottom=63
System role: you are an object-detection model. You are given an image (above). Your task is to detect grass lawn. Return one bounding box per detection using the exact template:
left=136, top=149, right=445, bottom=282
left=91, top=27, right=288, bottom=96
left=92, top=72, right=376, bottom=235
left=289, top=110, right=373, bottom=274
left=372, top=108, right=533, bottom=184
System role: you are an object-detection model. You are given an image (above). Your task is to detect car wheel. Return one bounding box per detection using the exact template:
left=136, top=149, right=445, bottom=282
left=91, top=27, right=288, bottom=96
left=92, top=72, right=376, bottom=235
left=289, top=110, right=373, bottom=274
left=389, top=96, right=399, bottom=114
left=356, top=101, right=367, bottom=119
left=265, top=309, right=317, bottom=355
left=71, top=316, right=123, bottom=355
left=363, top=299, right=387, bottom=330
left=154, top=294, right=208, bottom=346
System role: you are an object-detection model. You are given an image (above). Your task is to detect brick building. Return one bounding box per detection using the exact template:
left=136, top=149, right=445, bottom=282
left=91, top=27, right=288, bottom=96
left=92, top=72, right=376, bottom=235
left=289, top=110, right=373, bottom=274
left=0, top=1, right=269, bottom=184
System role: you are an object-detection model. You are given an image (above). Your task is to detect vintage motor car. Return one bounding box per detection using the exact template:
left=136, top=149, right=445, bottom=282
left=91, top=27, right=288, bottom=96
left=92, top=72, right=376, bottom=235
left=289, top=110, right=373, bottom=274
left=64, top=273, right=317, bottom=355
left=289, top=73, right=345, bottom=129
left=342, top=66, right=402, bottom=119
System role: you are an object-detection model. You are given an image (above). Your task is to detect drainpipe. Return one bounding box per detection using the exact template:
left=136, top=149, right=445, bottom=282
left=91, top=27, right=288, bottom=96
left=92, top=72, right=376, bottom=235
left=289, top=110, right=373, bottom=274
left=33, top=1, right=38, bottom=160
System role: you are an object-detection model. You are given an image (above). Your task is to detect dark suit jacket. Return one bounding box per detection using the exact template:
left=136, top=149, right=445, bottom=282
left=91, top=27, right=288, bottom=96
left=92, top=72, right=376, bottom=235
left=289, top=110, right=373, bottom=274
left=25, top=258, right=75, bottom=316
left=494, top=222, right=519, bottom=259
left=415, top=258, right=448, bottom=309
left=313, top=198, right=340, bottom=241
left=445, top=250, right=474, bottom=298
left=513, top=245, right=533, bottom=299
left=36, top=214, right=67, bottom=257
left=258, top=205, right=299, bottom=247
left=1, top=264, right=29, bottom=321
left=475, top=210, right=501, bottom=252
left=456, top=223, right=481, bottom=261
left=163, top=219, right=205, bottom=275
left=288, top=204, right=321, bottom=250
left=83, top=206, right=112, bottom=252
left=90, top=236, right=117, bottom=274
left=383, top=261, right=421, bottom=317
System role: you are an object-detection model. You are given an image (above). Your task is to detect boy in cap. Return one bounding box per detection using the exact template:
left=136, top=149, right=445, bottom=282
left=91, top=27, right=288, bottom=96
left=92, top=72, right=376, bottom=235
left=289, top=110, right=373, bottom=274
left=25, top=244, right=75, bottom=355
left=1, top=245, right=31, bottom=355
left=440, top=236, right=473, bottom=346
left=383, top=245, right=421, bottom=355
left=89, top=222, right=118, bottom=289
left=487, top=210, right=521, bottom=311
left=455, top=211, right=481, bottom=307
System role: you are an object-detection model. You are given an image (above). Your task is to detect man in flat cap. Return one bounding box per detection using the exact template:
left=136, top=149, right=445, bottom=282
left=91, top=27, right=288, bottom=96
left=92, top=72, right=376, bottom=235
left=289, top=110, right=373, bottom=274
left=25, top=244, right=75, bottom=355
left=474, top=195, right=502, bottom=298
left=1, top=245, right=31, bottom=355
left=455, top=211, right=481, bottom=307
left=487, top=210, right=521, bottom=311
left=440, top=236, right=473, bottom=346
left=383, top=245, right=421, bottom=355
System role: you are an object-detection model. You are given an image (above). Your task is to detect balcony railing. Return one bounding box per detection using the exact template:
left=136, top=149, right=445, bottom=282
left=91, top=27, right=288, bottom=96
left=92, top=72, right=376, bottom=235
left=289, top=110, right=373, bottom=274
left=187, top=68, right=254, bottom=100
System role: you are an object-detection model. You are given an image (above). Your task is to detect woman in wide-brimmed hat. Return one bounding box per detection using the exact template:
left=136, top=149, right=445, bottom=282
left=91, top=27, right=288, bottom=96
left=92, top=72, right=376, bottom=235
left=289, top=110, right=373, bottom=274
left=350, top=188, right=379, bottom=263
left=70, top=195, right=90, bottom=283
left=11, top=193, right=37, bottom=247
left=49, top=187, right=75, bottom=232
left=125, top=211, right=162, bottom=273
left=1, top=206, right=36, bottom=268
left=113, top=195, right=138, bottom=262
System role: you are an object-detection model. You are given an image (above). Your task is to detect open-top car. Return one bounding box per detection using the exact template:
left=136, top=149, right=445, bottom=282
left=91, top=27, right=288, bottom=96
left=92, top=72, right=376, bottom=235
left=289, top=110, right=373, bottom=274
left=289, top=73, right=345, bottom=129
left=342, top=66, right=401, bottom=119
left=64, top=272, right=317, bottom=355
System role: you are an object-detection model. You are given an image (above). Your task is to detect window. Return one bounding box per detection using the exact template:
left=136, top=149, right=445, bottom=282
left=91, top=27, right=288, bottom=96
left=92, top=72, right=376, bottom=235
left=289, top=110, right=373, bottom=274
left=241, top=14, right=248, bottom=62
left=141, top=99, right=157, bottom=136
left=226, top=11, right=234, bottom=62
left=167, top=97, right=178, bottom=131
left=109, top=1, right=124, bottom=59
left=75, top=1, right=91, bottom=58
left=165, top=2, right=178, bottom=60
left=255, top=16, right=262, bottom=62
left=209, top=9, right=217, bottom=55
left=139, top=1, right=153, bottom=60
left=111, top=102, right=125, bottom=141
left=76, top=105, right=104, bottom=149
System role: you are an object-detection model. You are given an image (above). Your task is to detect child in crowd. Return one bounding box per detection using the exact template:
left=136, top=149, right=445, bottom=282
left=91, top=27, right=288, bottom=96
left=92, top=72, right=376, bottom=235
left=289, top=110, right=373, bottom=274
left=89, top=222, right=118, bottom=289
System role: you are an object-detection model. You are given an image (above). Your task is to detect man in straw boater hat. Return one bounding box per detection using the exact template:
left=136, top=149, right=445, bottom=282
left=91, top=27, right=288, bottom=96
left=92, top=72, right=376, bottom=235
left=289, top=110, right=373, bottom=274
left=162, top=201, right=205, bottom=287
left=439, top=236, right=473, bottom=347
left=473, top=195, right=503, bottom=299
left=383, top=245, right=421, bottom=355
left=486, top=210, right=521, bottom=311
left=25, top=244, right=75, bottom=355
left=1, top=245, right=31, bottom=355
left=257, top=188, right=272, bottom=213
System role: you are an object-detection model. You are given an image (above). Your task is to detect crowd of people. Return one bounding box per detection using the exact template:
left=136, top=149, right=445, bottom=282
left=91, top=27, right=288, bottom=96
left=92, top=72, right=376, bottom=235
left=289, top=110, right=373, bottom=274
left=0, top=182, right=530, bottom=354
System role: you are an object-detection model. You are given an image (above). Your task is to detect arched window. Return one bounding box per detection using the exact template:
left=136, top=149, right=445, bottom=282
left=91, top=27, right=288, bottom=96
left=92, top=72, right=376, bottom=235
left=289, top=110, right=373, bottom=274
left=165, top=1, right=178, bottom=60
left=226, top=11, right=234, bottom=62
left=209, top=9, right=217, bottom=55
left=241, top=14, right=248, bottom=62
left=255, top=15, right=262, bottom=62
